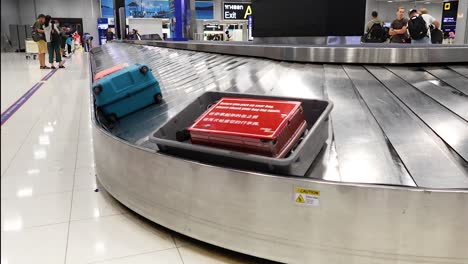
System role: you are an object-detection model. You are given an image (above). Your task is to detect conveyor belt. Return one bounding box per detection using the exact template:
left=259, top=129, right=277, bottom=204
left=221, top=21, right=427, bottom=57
left=448, top=65, right=468, bottom=78
left=386, top=66, right=468, bottom=121
left=424, top=66, right=468, bottom=95
left=324, top=65, right=415, bottom=186
left=91, top=43, right=468, bottom=189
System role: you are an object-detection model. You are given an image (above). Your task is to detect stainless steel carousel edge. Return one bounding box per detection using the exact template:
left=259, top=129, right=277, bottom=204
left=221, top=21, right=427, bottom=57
left=122, top=40, right=468, bottom=65
left=91, top=107, right=468, bottom=264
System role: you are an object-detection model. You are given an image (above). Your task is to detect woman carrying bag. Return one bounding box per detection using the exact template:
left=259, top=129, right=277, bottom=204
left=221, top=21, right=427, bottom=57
left=43, top=15, right=65, bottom=69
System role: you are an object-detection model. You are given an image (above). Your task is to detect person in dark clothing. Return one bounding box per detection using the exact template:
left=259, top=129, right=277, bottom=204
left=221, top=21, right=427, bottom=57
left=44, top=15, right=64, bottom=69
left=106, top=28, right=114, bottom=42
left=131, top=29, right=142, bottom=40
left=55, top=21, right=67, bottom=57
left=389, top=6, right=409, bottom=43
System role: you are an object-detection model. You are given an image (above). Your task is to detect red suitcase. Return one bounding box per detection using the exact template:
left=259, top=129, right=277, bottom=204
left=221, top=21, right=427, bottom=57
left=188, top=97, right=307, bottom=158
left=94, top=63, right=127, bottom=81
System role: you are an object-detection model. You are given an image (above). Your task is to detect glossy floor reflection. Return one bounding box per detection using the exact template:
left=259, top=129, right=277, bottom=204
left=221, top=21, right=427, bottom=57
left=1, top=51, right=276, bottom=264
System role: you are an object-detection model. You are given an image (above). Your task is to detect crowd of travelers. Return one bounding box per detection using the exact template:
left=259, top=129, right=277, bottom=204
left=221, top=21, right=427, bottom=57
left=32, top=14, right=94, bottom=69
left=362, top=7, right=443, bottom=44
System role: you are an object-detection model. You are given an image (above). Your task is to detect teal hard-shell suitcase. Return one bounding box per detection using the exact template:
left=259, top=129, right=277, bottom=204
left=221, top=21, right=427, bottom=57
left=93, top=63, right=162, bottom=122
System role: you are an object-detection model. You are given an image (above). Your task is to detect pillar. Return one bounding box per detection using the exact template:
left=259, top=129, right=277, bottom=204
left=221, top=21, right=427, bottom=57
left=113, top=0, right=125, bottom=39
left=455, top=0, right=468, bottom=44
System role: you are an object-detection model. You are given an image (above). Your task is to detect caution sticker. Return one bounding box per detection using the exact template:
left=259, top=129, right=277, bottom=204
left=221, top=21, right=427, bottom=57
left=294, top=187, right=320, bottom=207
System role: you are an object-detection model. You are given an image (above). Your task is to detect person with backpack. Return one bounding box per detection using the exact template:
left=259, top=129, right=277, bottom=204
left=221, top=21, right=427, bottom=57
left=66, top=34, right=74, bottom=55
left=389, top=7, right=409, bottom=43
left=363, top=11, right=386, bottom=43
left=43, top=15, right=64, bottom=69
left=407, top=9, right=439, bottom=45
left=32, top=14, right=49, bottom=69
left=364, top=11, right=386, bottom=42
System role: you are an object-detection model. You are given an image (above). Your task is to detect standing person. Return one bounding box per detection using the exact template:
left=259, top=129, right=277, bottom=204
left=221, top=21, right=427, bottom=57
left=73, top=32, right=81, bottom=51
left=133, top=29, right=142, bottom=40
left=408, top=9, right=440, bottom=44
left=419, top=7, right=440, bottom=29
left=365, top=11, right=384, bottom=34
left=33, top=14, right=49, bottom=69
left=363, top=11, right=386, bottom=43
left=56, top=22, right=68, bottom=57
left=43, top=15, right=64, bottom=69
left=106, top=28, right=114, bottom=42
left=419, top=8, right=442, bottom=44
left=66, top=34, right=73, bottom=55
left=82, top=33, right=94, bottom=52
left=389, top=7, right=409, bottom=43
left=225, top=29, right=232, bottom=41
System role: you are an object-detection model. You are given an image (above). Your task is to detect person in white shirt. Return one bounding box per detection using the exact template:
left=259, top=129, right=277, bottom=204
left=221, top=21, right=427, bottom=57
left=408, top=9, right=439, bottom=44
left=43, top=15, right=64, bottom=69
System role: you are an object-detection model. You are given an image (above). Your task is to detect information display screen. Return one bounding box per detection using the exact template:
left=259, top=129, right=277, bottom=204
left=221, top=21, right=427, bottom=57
left=441, top=1, right=458, bottom=33
left=252, top=0, right=366, bottom=37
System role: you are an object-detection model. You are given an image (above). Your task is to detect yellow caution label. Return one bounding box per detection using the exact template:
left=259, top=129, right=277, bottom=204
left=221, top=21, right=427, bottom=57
left=295, top=194, right=305, bottom=203
left=295, top=188, right=320, bottom=196
left=294, top=187, right=320, bottom=207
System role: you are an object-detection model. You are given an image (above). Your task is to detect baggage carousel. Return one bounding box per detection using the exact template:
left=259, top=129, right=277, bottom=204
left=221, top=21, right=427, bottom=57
left=89, top=41, right=468, bottom=264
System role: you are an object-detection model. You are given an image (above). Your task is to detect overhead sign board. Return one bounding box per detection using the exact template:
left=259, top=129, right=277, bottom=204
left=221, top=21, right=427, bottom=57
left=223, top=2, right=252, bottom=20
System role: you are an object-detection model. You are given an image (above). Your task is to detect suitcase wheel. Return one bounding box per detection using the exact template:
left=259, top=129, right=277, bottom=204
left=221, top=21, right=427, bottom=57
left=107, top=113, right=118, bottom=123
left=154, top=93, right=163, bottom=104
left=93, top=85, right=103, bottom=95
left=139, top=65, right=149, bottom=74
left=96, top=107, right=111, bottom=127
left=96, top=107, right=104, bottom=117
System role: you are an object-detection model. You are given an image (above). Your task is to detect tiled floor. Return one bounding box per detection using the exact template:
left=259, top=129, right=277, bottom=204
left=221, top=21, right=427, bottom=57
left=1, top=52, right=275, bottom=264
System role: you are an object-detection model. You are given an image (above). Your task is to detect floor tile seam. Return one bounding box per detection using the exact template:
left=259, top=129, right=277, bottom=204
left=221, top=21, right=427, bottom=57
left=172, top=235, right=186, bottom=264
left=73, top=186, right=99, bottom=192
left=85, top=246, right=180, bottom=264
left=69, top=211, right=126, bottom=223
left=63, top=82, right=85, bottom=264
left=1, top=190, right=73, bottom=201
left=1, top=220, right=70, bottom=233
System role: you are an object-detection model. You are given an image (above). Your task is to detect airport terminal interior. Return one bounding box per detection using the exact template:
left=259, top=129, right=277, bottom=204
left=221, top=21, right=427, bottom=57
left=1, top=0, right=467, bottom=263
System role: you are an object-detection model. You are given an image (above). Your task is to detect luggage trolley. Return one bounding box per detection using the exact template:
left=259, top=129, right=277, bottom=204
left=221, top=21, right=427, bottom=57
left=25, top=38, right=38, bottom=60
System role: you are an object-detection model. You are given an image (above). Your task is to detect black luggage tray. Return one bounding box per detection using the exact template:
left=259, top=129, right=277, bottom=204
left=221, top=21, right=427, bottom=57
left=149, top=92, right=333, bottom=176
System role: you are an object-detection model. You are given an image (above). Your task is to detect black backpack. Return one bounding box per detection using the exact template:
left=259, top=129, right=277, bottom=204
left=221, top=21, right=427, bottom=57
left=362, top=23, right=387, bottom=43
left=408, top=15, right=428, bottom=40
left=431, top=28, right=443, bottom=44
left=368, top=23, right=385, bottom=41
left=50, top=27, right=61, bottom=43
left=31, top=25, right=45, bottom=42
